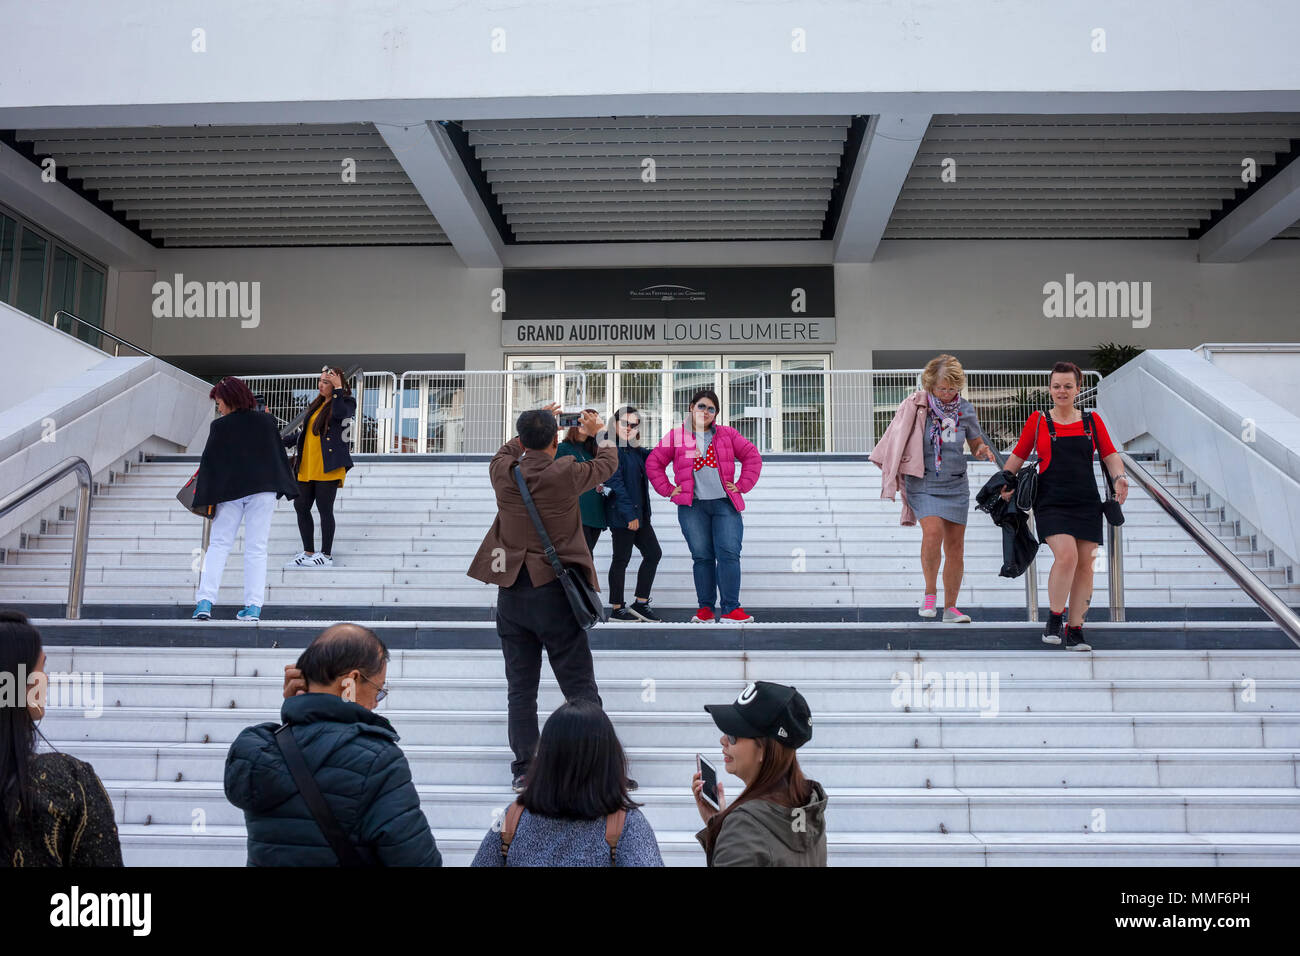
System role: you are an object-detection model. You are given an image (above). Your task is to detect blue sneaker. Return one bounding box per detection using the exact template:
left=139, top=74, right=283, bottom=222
left=236, top=605, right=262, bottom=622
left=191, top=600, right=212, bottom=621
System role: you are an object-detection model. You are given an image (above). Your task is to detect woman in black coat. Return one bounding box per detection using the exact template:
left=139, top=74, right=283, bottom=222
left=282, top=366, right=356, bottom=568
left=603, top=406, right=663, bottom=623
left=192, top=376, right=299, bottom=622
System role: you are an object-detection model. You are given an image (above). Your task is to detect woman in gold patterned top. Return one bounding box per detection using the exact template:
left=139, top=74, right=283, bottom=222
left=0, top=610, right=122, bottom=867
left=283, top=366, right=357, bottom=569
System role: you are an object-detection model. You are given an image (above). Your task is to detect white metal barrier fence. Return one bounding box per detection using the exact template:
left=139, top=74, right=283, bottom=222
left=232, top=369, right=1099, bottom=454
left=379, top=368, right=1101, bottom=455
left=234, top=371, right=398, bottom=454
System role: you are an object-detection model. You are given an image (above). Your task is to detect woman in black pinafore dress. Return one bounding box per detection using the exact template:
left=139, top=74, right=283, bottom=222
left=999, top=362, right=1130, bottom=651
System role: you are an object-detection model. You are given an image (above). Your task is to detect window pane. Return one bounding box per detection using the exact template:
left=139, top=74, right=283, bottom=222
left=49, top=247, right=78, bottom=332
left=0, top=215, right=17, bottom=304
left=14, top=228, right=48, bottom=319
left=77, top=264, right=106, bottom=348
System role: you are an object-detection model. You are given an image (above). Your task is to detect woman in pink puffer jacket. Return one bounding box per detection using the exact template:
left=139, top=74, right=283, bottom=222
left=646, top=388, right=763, bottom=623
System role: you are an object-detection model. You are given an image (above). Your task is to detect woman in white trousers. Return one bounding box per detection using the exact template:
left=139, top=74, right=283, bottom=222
left=191, top=377, right=300, bottom=622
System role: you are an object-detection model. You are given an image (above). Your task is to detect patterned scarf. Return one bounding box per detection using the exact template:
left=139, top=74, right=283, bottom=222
left=925, top=391, right=962, bottom=470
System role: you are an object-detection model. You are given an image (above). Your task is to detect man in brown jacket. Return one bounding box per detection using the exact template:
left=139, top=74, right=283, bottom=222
left=468, top=404, right=619, bottom=790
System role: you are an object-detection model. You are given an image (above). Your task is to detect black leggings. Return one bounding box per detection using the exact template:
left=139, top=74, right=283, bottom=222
left=294, top=480, right=339, bottom=554
left=608, top=521, right=662, bottom=606
left=582, top=525, right=603, bottom=554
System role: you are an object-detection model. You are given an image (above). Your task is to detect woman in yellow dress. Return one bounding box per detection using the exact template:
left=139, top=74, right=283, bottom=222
left=283, top=367, right=356, bottom=568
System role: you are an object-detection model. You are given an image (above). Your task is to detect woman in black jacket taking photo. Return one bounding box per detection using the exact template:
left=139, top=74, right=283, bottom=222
left=192, top=376, right=299, bottom=622
left=283, top=366, right=356, bottom=569
left=603, top=406, right=663, bottom=623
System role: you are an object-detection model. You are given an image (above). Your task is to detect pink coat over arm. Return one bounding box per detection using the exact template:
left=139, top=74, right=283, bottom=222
left=868, top=390, right=928, bottom=526
left=645, top=424, right=763, bottom=511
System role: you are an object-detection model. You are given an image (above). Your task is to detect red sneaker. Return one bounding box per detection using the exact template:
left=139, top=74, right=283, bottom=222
left=719, top=608, right=754, bottom=624
left=691, top=607, right=715, bottom=623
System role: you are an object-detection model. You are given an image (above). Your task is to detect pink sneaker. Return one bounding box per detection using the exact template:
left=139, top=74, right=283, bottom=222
left=943, top=607, right=972, bottom=623
left=918, top=594, right=938, bottom=619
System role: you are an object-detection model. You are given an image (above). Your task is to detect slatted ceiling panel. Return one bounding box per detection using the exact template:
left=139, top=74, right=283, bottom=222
left=12, top=124, right=447, bottom=247
left=887, top=114, right=1300, bottom=239
left=461, top=116, right=850, bottom=242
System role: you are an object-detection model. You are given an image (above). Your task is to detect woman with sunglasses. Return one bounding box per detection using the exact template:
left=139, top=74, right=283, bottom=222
left=283, top=366, right=356, bottom=569
left=646, top=388, right=764, bottom=623
left=602, top=406, right=663, bottom=623
left=690, top=681, right=826, bottom=867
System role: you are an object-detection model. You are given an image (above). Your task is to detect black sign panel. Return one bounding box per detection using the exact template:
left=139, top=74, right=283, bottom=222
left=503, top=267, right=834, bottom=320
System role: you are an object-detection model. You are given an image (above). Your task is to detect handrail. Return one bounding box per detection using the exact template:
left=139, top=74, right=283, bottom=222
left=0, top=457, right=93, bottom=620
left=276, top=364, right=365, bottom=440
left=53, top=311, right=158, bottom=360
left=1117, top=453, right=1300, bottom=647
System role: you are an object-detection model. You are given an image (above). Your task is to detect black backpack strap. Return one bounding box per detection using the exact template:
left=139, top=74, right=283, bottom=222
left=512, top=462, right=567, bottom=579
left=274, top=724, right=368, bottom=867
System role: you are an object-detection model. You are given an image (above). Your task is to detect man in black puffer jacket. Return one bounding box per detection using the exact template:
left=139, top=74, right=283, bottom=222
left=224, top=623, right=441, bottom=866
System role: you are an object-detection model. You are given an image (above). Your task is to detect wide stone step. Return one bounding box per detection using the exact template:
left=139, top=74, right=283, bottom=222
left=109, top=822, right=1300, bottom=866
left=40, top=644, right=1300, bottom=682
left=52, top=741, right=1300, bottom=788
left=42, top=707, right=1300, bottom=749
left=101, top=781, right=1300, bottom=834
left=42, top=673, right=1300, bottom=712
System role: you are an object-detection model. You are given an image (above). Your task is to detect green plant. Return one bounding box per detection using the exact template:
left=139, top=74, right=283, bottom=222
left=1091, top=342, right=1144, bottom=377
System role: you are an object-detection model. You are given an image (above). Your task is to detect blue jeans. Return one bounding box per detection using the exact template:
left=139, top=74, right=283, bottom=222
left=677, top=498, right=744, bottom=613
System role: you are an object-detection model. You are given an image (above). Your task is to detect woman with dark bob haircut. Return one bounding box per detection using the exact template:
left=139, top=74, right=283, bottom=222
left=472, top=699, right=663, bottom=866
left=0, top=610, right=122, bottom=866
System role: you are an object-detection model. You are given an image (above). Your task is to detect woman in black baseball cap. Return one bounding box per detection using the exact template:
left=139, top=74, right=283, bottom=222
left=691, top=681, right=827, bottom=866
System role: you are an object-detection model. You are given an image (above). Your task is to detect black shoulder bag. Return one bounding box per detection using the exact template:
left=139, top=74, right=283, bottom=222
left=511, top=462, right=608, bottom=630
left=1084, top=412, right=1125, bottom=526
left=1007, top=411, right=1045, bottom=513
left=273, top=724, right=377, bottom=867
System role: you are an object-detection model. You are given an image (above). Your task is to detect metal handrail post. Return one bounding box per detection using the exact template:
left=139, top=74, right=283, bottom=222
left=1025, top=511, right=1039, bottom=622
left=1108, top=521, right=1125, bottom=622
left=0, top=457, right=94, bottom=620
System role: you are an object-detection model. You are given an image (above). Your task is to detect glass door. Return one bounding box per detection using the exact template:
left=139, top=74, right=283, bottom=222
left=777, top=356, right=828, bottom=452
left=723, top=358, right=772, bottom=450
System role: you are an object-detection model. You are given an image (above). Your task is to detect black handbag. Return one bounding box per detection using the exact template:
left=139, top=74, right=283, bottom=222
left=512, top=463, right=608, bottom=630
left=274, top=724, right=377, bottom=867
left=176, top=470, right=215, bottom=518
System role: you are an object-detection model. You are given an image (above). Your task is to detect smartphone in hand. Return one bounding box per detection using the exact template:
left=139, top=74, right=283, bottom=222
left=696, top=753, right=720, bottom=811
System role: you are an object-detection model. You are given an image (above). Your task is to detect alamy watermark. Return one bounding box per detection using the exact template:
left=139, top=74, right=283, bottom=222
left=2, top=665, right=104, bottom=718
left=1042, top=273, right=1151, bottom=328
left=151, top=273, right=260, bottom=328
left=890, top=661, right=1000, bottom=717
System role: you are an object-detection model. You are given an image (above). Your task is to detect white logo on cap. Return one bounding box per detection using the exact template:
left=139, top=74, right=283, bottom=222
left=737, top=682, right=758, bottom=705
left=777, top=726, right=788, bottom=738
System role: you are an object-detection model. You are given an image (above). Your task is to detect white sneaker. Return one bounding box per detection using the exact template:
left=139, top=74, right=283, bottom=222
left=307, top=553, right=333, bottom=567
left=285, top=550, right=311, bottom=568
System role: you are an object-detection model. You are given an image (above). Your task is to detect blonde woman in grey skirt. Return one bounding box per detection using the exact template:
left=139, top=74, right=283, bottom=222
left=906, top=355, right=997, bottom=622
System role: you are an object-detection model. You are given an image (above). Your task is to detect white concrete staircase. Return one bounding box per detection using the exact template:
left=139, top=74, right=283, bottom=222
left=36, top=639, right=1300, bottom=866
left=4, top=456, right=1298, bottom=611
